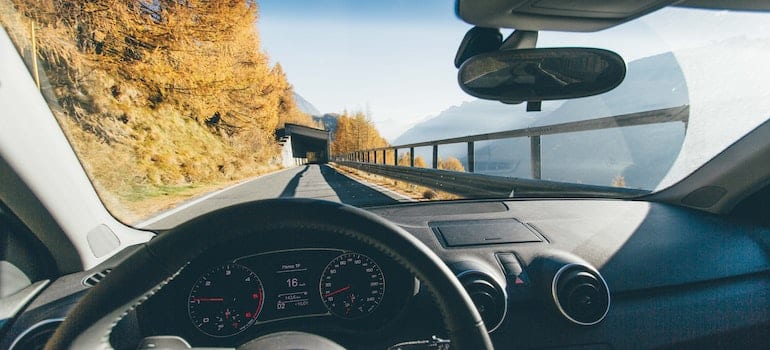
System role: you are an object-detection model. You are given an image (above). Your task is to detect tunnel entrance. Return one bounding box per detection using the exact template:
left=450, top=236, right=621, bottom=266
left=276, top=123, right=331, bottom=165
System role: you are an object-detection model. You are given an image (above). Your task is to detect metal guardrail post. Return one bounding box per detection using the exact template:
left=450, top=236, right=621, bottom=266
left=394, top=148, right=399, bottom=166
left=530, top=135, right=541, bottom=180
left=467, top=141, right=475, bottom=173
left=410, top=147, right=415, bottom=167
left=432, top=145, right=438, bottom=169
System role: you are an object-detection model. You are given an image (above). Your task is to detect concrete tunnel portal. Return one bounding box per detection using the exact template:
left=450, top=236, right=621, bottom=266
left=276, top=123, right=331, bottom=166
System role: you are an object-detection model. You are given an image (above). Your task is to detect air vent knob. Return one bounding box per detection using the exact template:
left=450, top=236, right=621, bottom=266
left=552, top=264, right=610, bottom=326
left=464, top=277, right=500, bottom=323
left=457, top=270, right=507, bottom=332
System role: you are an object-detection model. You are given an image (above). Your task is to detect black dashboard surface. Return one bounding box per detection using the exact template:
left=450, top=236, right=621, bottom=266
left=4, top=199, right=770, bottom=349
left=369, top=199, right=770, bottom=349
left=370, top=199, right=770, bottom=293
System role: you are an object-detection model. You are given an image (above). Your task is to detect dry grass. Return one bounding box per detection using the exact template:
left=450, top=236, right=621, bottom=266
left=110, top=182, right=233, bottom=224
left=50, top=80, right=283, bottom=223
left=332, top=164, right=460, bottom=201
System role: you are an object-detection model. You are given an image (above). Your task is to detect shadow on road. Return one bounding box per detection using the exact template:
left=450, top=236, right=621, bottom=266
left=279, top=165, right=310, bottom=197
left=319, top=165, right=398, bottom=206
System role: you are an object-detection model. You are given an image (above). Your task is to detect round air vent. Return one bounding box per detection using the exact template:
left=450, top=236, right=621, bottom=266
left=9, top=318, right=64, bottom=350
left=457, top=270, right=507, bottom=332
left=551, top=264, right=610, bottom=326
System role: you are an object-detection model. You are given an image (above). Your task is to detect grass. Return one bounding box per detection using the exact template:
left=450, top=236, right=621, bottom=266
left=40, top=70, right=286, bottom=224
left=119, top=182, right=230, bottom=224
left=107, top=168, right=281, bottom=225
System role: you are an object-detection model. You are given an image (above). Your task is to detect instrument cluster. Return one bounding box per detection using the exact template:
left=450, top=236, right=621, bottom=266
left=140, top=247, right=414, bottom=345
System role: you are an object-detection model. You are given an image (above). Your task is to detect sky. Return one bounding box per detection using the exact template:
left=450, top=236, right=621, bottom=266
left=257, top=1, right=770, bottom=141
left=257, top=0, right=469, bottom=140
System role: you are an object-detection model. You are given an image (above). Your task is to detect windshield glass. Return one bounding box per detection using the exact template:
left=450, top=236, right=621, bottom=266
left=1, top=1, right=769, bottom=229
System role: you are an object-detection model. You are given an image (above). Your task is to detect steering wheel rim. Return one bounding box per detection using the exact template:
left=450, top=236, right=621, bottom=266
left=45, top=198, right=492, bottom=349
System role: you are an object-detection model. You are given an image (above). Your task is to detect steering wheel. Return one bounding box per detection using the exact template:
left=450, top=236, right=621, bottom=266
left=45, top=198, right=493, bottom=349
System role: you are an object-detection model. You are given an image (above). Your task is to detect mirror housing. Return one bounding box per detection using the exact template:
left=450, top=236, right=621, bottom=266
left=458, top=48, right=626, bottom=103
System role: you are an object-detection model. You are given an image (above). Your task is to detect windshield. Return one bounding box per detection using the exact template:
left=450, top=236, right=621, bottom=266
left=1, top=1, right=769, bottom=229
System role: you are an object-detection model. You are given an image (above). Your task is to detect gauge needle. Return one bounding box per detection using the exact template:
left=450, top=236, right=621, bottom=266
left=192, top=297, right=224, bottom=302
left=324, top=285, right=351, bottom=298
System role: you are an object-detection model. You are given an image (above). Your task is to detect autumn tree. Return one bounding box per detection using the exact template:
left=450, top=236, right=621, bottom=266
left=438, top=157, right=465, bottom=172
left=331, top=111, right=388, bottom=155
left=397, top=152, right=427, bottom=168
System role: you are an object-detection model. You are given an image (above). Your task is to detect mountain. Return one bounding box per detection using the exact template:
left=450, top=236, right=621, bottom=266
left=292, top=92, right=340, bottom=135
left=313, top=113, right=340, bottom=136
left=392, top=99, right=552, bottom=145
left=531, top=52, right=688, bottom=126
left=519, top=52, right=688, bottom=189
left=293, top=92, right=321, bottom=116
left=393, top=51, right=689, bottom=190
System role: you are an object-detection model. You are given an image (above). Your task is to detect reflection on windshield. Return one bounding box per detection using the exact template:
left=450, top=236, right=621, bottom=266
left=1, top=2, right=768, bottom=228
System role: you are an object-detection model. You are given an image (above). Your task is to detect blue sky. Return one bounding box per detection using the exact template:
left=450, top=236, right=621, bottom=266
left=257, top=1, right=769, bottom=141
left=258, top=0, right=468, bottom=140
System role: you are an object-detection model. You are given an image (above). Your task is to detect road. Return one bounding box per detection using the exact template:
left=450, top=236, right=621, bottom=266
left=138, top=164, right=410, bottom=230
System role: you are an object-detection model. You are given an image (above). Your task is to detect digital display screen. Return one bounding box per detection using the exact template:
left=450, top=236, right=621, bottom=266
left=236, top=249, right=341, bottom=321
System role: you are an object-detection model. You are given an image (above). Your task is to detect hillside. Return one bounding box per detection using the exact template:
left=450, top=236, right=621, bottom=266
left=0, top=0, right=315, bottom=222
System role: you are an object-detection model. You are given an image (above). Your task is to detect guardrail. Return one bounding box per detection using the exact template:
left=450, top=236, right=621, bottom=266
left=332, top=105, right=688, bottom=197
left=335, top=160, right=649, bottom=198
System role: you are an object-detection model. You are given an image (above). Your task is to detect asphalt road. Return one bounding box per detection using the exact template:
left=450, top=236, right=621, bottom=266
left=138, top=164, right=407, bottom=230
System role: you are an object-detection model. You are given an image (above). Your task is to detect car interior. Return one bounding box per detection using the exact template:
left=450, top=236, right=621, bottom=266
left=1, top=0, right=770, bottom=350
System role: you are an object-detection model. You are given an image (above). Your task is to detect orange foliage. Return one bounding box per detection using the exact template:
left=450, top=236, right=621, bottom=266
left=397, top=152, right=427, bottom=168
left=331, top=111, right=389, bottom=155
left=0, top=0, right=316, bottom=220
left=438, top=157, right=465, bottom=172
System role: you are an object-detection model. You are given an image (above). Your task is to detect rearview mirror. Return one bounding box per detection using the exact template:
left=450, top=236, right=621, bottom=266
left=458, top=48, right=626, bottom=103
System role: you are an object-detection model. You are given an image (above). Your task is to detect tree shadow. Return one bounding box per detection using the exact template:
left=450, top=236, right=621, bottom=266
left=279, top=165, right=310, bottom=198
left=318, top=165, right=399, bottom=206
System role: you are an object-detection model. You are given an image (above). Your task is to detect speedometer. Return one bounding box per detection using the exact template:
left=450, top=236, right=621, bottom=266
left=188, top=263, right=264, bottom=337
left=320, top=253, right=385, bottom=319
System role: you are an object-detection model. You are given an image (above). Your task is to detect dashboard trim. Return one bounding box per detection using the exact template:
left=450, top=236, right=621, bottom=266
left=8, top=317, right=64, bottom=350
left=232, top=247, right=347, bottom=263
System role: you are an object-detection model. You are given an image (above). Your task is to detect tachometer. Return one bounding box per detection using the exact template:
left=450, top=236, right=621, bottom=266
left=320, top=252, right=385, bottom=319
left=188, top=263, right=264, bottom=337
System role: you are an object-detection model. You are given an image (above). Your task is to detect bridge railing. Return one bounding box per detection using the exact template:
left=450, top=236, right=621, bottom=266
left=332, top=105, right=688, bottom=197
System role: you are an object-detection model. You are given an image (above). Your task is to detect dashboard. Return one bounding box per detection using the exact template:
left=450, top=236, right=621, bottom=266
left=3, top=199, right=770, bottom=350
